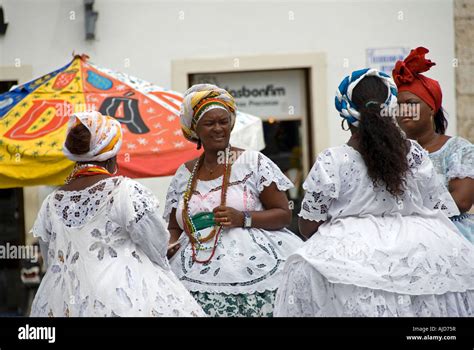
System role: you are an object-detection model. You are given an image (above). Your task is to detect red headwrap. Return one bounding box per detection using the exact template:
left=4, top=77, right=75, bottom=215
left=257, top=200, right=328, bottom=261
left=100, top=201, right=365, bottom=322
left=392, top=47, right=443, bottom=113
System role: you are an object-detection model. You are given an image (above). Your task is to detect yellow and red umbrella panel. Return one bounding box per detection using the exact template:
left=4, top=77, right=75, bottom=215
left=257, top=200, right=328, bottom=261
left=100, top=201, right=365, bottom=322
left=0, top=55, right=201, bottom=188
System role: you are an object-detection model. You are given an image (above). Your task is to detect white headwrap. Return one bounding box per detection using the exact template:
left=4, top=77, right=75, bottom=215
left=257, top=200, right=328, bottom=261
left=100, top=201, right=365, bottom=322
left=63, top=111, right=123, bottom=162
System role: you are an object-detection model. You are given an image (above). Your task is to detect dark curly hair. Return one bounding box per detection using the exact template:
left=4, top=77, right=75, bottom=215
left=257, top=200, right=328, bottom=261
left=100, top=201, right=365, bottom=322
left=65, top=123, right=91, bottom=155
left=351, top=76, right=409, bottom=197
left=434, top=107, right=448, bottom=134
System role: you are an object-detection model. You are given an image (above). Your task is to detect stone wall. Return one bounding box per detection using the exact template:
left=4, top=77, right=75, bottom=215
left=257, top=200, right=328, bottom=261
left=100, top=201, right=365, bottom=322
left=454, top=0, right=474, bottom=142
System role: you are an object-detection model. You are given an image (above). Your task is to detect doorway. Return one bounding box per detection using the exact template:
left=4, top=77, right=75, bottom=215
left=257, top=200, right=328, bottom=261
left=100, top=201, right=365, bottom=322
left=0, top=80, right=27, bottom=316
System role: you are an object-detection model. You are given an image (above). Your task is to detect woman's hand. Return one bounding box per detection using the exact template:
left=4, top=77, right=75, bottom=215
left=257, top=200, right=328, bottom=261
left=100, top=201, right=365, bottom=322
left=167, top=241, right=181, bottom=259
left=298, top=217, right=324, bottom=240
left=167, top=209, right=183, bottom=259
left=213, top=206, right=244, bottom=228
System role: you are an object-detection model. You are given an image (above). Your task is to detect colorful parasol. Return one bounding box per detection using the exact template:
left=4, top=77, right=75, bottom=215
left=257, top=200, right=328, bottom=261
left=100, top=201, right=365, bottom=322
left=0, top=55, right=264, bottom=189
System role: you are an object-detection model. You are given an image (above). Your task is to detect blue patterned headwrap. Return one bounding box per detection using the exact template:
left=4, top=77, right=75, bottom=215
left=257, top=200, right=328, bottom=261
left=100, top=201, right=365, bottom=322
left=335, top=68, right=398, bottom=127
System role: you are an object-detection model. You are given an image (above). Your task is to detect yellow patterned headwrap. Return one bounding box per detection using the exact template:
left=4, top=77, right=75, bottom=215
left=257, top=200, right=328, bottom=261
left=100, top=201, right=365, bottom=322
left=63, top=111, right=123, bottom=162
left=180, top=84, right=236, bottom=143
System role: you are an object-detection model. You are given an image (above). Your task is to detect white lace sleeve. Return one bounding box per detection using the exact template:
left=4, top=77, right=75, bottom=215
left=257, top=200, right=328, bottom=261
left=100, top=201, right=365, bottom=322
left=255, top=152, right=294, bottom=193
left=112, top=179, right=171, bottom=270
left=163, top=165, right=187, bottom=222
left=31, top=195, right=53, bottom=243
left=410, top=141, right=460, bottom=217
left=446, top=139, right=474, bottom=180
left=298, top=149, right=340, bottom=222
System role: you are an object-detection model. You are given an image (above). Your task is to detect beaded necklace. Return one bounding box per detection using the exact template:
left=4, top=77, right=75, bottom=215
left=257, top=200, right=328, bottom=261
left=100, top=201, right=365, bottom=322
left=65, top=163, right=112, bottom=185
left=182, top=145, right=231, bottom=264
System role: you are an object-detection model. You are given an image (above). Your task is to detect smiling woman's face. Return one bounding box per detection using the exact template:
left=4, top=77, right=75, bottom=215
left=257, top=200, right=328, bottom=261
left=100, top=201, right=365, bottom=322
left=196, top=108, right=231, bottom=152
left=396, top=90, right=433, bottom=137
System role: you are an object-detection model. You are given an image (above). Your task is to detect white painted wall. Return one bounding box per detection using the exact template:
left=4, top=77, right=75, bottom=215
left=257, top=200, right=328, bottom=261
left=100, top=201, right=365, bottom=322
left=1, top=0, right=457, bottom=142
left=0, top=0, right=456, bottom=233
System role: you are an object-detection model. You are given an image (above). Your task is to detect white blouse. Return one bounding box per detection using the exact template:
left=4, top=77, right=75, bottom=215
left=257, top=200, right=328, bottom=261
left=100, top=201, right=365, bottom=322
left=164, top=150, right=303, bottom=294
left=299, top=140, right=460, bottom=223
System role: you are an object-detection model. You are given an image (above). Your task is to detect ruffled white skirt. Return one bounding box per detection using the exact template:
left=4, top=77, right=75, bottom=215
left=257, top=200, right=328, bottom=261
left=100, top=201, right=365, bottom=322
left=274, top=259, right=474, bottom=317
left=274, top=214, right=474, bottom=317
left=30, top=250, right=206, bottom=317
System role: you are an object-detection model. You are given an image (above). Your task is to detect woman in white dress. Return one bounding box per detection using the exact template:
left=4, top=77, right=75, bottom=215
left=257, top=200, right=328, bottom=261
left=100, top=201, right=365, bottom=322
left=393, top=47, right=473, bottom=242
left=164, top=84, right=303, bottom=317
left=274, top=69, right=474, bottom=317
left=30, top=111, right=204, bottom=317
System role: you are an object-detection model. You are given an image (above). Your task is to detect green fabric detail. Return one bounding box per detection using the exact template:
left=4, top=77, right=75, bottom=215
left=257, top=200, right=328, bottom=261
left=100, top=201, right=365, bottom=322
left=191, top=212, right=216, bottom=231
left=191, top=290, right=276, bottom=317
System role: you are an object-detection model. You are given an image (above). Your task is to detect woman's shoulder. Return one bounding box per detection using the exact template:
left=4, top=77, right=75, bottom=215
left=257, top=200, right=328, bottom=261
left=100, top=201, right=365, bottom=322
left=440, top=136, right=474, bottom=179
left=406, top=138, right=425, bottom=152
left=183, top=158, right=199, bottom=172
left=406, top=139, right=429, bottom=166
left=39, top=192, right=54, bottom=213
left=115, top=178, right=159, bottom=207
left=313, top=145, right=350, bottom=166
left=167, top=163, right=192, bottom=193
left=119, top=177, right=150, bottom=192
left=430, top=136, right=472, bottom=157
left=228, top=148, right=264, bottom=169
left=447, top=136, right=473, bottom=151
left=52, top=177, right=125, bottom=201
left=237, top=149, right=294, bottom=191
left=230, top=147, right=254, bottom=158
left=83, top=176, right=152, bottom=203
left=323, top=145, right=349, bottom=157
left=172, top=162, right=193, bottom=182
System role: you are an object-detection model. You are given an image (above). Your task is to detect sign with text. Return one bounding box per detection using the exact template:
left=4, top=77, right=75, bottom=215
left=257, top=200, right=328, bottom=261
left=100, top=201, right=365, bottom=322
left=190, top=69, right=306, bottom=121
left=366, top=47, right=410, bottom=75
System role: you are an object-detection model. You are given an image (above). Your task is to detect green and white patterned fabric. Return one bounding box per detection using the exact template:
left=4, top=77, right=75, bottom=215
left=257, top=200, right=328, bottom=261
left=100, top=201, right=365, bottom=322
left=191, top=290, right=276, bottom=317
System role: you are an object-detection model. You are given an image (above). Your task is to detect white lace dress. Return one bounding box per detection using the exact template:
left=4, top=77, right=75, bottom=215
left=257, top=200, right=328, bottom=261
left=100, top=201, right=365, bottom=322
left=274, top=141, right=474, bottom=317
left=429, top=136, right=474, bottom=243
left=164, top=150, right=303, bottom=317
left=30, top=177, right=205, bottom=317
